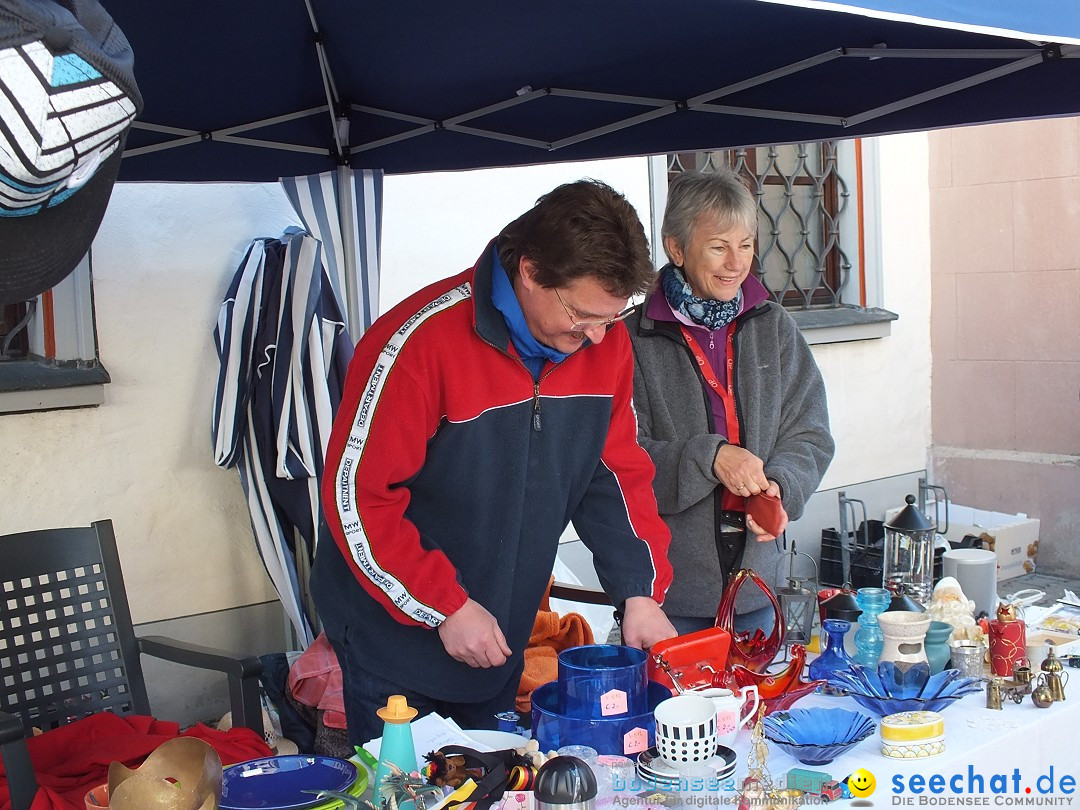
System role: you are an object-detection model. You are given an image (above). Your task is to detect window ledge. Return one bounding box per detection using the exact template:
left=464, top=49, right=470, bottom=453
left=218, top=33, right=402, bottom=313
left=0, top=359, right=110, bottom=414
left=790, top=306, right=898, bottom=345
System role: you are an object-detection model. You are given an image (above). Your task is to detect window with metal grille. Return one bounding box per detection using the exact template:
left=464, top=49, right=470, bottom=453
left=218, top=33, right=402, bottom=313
left=668, top=141, right=851, bottom=310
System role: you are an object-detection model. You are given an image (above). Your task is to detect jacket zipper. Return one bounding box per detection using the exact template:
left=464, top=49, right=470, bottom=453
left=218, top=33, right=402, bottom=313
left=473, top=324, right=561, bottom=433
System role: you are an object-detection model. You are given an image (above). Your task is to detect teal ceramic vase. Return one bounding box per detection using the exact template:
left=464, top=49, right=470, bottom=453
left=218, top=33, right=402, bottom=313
left=925, top=620, right=954, bottom=674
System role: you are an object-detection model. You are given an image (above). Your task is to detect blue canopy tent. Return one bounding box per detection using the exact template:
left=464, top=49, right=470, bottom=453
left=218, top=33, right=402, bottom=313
left=100, top=0, right=1080, bottom=646
left=109, top=0, right=1080, bottom=184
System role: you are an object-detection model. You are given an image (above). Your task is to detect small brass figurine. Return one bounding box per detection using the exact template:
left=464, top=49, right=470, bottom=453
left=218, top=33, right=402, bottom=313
left=1042, top=645, right=1064, bottom=674
left=1046, top=669, right=1068, bottom=702
left=1031, top=675, right=1055, bottom=708
left=1013, top=661, right=1033, bottom=685
left=986, top=677, right=1003, bottom=710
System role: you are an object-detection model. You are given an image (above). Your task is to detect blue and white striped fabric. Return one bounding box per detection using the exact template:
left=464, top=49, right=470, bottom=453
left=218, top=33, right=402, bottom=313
left=280, top=168, right=383, bottom=336
left=212, top=226, right=354, bottom=647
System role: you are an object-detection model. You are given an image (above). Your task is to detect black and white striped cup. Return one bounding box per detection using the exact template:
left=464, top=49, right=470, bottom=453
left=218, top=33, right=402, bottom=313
left=653, top=693, right=718, bottom=768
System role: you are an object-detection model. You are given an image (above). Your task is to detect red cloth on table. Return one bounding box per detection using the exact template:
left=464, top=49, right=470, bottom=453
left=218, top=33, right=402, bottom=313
left=0, top=713, right=272, bottom=810
left=288, top=631, right=347, bottom=729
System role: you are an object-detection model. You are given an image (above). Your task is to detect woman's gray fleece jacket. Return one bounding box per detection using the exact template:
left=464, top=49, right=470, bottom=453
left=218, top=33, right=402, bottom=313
left=628, top=289, right=834, bottom=617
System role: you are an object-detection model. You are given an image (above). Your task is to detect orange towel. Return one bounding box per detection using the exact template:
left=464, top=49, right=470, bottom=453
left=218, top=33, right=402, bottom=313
left=516, top=578, right=595, bottom=713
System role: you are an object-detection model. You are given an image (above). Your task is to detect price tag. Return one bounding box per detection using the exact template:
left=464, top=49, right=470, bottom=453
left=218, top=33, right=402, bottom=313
left=600, top=689, right=628, bottom=716
left=623, top=727, right=648, bottom=754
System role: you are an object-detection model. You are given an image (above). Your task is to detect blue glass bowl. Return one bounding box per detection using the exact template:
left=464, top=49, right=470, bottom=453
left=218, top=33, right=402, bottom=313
left=829, top=665, right=983, bottom=717
left=532, top=679, right=671, bottom=755
left=762, top=708, right=875, bottom=766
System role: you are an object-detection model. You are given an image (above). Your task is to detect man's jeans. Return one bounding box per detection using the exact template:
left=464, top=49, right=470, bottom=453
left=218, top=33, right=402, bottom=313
left=331, top=628, right=524, bottom=747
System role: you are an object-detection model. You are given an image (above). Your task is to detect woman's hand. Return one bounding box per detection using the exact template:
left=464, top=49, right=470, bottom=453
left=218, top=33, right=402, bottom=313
left=712, top=444, right=770, bottom=496
left=745, top=479, right=788, bottom=541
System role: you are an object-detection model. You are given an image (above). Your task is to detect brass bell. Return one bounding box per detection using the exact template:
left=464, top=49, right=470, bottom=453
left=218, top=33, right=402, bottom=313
left=1031, top=675, right=1054, bottom=708
left=986, top=678, right=1003, bottom=710
left=1042, top=645, right=1064, bottom=674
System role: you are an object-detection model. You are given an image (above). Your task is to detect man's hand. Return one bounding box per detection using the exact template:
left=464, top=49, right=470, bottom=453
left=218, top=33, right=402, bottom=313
left=712, top=444, right=770, bottom=497
left=437, top=598, right=512, bottom=668
left=620, top=596, right=677, bottom=650
left=745, top=479, right=788, bottom=542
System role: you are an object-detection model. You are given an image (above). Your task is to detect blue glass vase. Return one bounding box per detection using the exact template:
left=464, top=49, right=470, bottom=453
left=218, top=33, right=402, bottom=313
left=809, top=618, right=855, bottom=692
left=854, top=587, right=889, bottom=667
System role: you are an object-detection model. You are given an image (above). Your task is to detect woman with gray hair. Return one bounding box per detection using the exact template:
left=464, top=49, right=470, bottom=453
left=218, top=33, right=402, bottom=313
left=627, top=169, right=834, bottom=635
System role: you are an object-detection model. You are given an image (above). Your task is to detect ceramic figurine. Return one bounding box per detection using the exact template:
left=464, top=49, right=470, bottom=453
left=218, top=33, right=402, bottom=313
left=927, top=577, right=981, bottom=643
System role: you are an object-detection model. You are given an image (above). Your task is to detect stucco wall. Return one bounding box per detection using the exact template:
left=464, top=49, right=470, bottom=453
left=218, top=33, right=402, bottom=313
left=929, top=117, right=1080, bottom=577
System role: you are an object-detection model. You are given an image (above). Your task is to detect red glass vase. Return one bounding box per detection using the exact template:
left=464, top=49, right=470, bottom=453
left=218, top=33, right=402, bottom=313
left=713, top=644, right=826, bottom=715
left=714, top=568, right=784, bottom=672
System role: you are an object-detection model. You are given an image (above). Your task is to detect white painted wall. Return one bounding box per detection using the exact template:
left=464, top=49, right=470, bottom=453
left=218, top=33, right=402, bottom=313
left=815, top=133, right=933, bottom=488
left=379, top=159, right=655, bottom=310
left=0, top=140, right=930, bottom=631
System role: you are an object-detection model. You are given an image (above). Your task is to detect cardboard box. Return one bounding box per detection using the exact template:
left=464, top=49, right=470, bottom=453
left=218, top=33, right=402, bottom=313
left=883, top=500, right=1040, bottom=580
left=934, top=502, right=1040, bottom=580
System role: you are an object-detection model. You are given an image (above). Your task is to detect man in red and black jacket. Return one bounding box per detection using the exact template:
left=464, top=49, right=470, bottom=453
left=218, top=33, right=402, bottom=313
left=312, top=179, right=675, bottom=745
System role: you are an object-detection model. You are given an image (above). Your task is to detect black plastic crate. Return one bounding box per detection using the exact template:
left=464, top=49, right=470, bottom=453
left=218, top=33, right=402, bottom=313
left=819, top=519, right=944, bottom=590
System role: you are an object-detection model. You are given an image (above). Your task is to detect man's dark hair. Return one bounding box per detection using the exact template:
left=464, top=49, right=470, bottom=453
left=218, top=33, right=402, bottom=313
left=496, top=179, right=654, bottom=298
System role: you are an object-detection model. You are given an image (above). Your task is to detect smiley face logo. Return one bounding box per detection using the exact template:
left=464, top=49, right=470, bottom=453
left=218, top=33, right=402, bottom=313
left=846, top=769, right=876, bottom=798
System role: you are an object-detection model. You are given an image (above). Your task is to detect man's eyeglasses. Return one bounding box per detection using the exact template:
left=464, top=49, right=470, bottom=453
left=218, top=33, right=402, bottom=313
left=554, top=287, right=635, bottom=332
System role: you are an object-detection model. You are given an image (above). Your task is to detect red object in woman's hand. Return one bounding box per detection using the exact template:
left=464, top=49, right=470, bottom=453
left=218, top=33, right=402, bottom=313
left=747, top=492, right=785, bottom=537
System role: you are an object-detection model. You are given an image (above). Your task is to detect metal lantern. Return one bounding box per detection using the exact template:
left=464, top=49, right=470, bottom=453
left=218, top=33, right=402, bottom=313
left=775, top=541, right=818, bottom=650
left=883, top=494, right=937, bottom=607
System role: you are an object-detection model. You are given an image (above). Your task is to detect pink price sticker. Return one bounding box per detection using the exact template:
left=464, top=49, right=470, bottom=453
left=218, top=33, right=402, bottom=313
left=600, top=689, right=628, bottom=716
left=623, top=727, right=648, bottom=754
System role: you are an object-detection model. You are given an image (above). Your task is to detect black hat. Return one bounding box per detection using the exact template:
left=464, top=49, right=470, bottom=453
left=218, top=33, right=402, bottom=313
left=0, top=0, right=142, bottom=304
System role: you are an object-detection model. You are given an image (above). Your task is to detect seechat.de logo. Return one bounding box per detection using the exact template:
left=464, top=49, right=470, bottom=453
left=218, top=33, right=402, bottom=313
left=847, top=769, right=878, bottom=798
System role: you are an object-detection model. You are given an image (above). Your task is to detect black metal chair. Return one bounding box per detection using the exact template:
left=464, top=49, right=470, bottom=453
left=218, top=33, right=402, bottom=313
left=0, top=520, right=264, bottom=810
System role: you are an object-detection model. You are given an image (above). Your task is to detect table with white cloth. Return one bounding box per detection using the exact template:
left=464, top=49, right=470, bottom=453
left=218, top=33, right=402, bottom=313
left=717, top=623, right=1080, bottom=805
left=726, top=688, right=1080, bottom=794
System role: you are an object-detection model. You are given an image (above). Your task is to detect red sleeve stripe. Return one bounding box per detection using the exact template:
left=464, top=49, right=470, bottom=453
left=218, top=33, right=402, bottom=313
left=598, top=457, right=668, bottom=601
left=330, top=282, right=472, bottom=627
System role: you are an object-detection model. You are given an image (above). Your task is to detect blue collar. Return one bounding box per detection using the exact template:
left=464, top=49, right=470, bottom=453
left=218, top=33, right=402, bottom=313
left=490, top=247, right=568, bottom=377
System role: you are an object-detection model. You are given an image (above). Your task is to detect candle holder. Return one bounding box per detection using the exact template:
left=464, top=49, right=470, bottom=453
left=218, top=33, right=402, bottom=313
left=854, top=587, right=889, bottom=667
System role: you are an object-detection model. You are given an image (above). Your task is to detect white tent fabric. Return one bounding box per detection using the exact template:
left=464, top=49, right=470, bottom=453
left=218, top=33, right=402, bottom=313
left=210, top=169, right=382, bottom=648
left=212, top=226, right=354, bottom=648
left=280, top=168, right=384, bottom=337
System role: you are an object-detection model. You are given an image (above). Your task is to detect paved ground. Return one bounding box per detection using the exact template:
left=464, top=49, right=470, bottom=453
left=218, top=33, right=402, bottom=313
left=999, top=571, right=1080, bottom=606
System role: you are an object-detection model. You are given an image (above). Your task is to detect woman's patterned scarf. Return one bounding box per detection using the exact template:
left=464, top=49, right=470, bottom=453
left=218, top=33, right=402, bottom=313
left=660, top=264, right=741, bottom=330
